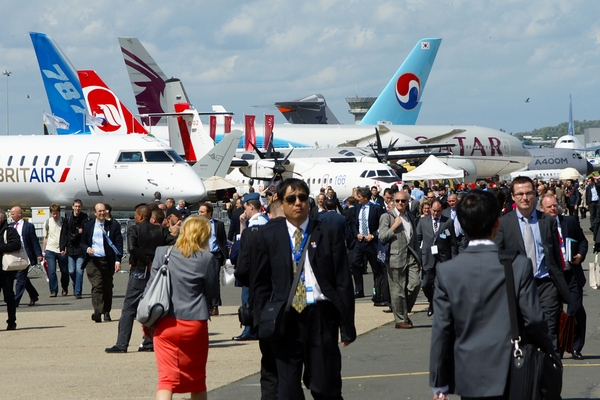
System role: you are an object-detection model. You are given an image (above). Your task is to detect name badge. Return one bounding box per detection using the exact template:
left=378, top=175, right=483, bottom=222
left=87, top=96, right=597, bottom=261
left=431, top=245, right=438, bottom=255
left=439, top=233, right=447, bottom=239
left=306, top=286, right=315, bottom=304
left=444, top=229, right=451, bottom=236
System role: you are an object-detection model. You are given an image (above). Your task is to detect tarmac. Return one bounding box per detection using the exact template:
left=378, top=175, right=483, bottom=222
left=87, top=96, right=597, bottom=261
left=2, top=215, right=600, bottom=399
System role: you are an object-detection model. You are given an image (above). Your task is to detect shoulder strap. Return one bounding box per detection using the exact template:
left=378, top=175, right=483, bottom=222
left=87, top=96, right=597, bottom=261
left=499, top=249, right=520, bottom=342
left=163, top=246, right=174, bottom=266
left=284, top=233, right=312, bottom=312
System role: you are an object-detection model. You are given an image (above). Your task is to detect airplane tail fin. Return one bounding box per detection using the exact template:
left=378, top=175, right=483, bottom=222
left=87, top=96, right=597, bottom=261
left=192, top=130, right=244, bottom=178
left=118, top=37, right=168, bottom=124
left=568, top=94, right=574, bottom=136
left=77, top=70, right=148, bottom=135
left=172, top=103, right=215, bottom=162
left=359, top=38, right=442, bottom=126
left=29, top=32, right=88, bottom=134
left=274, top=93, right=340, bottom=124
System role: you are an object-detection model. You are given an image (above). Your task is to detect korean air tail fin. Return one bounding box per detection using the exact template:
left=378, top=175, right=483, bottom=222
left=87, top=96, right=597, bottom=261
left=29, top=32, right=88, bottom=134
left=77, top=70, right=148, bottom=135
left=359, top=38, right=442, bottom=126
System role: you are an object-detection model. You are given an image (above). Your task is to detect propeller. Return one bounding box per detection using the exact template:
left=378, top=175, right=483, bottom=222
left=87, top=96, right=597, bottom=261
left=369, top=127, right=399, bottom=164
left=244, top=133, right=302, bottom=186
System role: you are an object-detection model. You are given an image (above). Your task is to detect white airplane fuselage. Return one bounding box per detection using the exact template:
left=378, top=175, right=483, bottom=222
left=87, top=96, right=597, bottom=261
left=0, top=135, right=206, bottom=210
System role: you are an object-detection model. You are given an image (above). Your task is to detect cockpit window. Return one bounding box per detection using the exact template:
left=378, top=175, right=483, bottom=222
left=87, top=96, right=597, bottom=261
left=145, top=151, right=173, bottom=162
left=360, top=171, right=367, bottom=178
left=167, top=150, right=186, bottom=163
left=367, top=171, right=376, bottom=178
left=377, top=170, right=391, bottom=177
left=117, top=151, right=143, bottom=162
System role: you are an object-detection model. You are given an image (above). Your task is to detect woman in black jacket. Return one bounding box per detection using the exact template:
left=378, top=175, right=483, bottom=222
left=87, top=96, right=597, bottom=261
left=0, top=209, right=23, bottom=330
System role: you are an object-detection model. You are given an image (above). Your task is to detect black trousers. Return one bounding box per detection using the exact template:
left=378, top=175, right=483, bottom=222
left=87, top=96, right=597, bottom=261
left=565, top=271, right=586, bottom=352
left=536, top=278, right=562, bottom=354
left=0, top=270, right=17, bottom=325
left=115, top=271, right=152, bottom=349
left=15, top=268, right=38, bottom=304
left=259, top=338, right=279, bottom=400
left=209, top=251, right=224, bottom=307
left=352, top=240, right=390, bottom=303
left=589, top=201, right=599, bottom=235
left=86, top=256, right=114, bottom=315
left=271, top=301, right=343, bottom=400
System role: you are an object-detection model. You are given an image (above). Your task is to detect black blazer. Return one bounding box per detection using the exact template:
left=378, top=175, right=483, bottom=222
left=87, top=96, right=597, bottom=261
left=585, top=182, right=600, bottom=204
left=0, top=221, right=21, bottom=258
left=353, top=203, right=383, bottom=239
left=559, top=215, right=588, bottom=288
left=127, top=220, right=175, bottom=271
left=213, top=219, right=228, bottom=263
left=80, top=218, right=124, bottom=266
left=318, top=211, right=352, bottom=248
left=228, top=208, right=244, bottom=241
left=494, top=210, right=571, bottom=304
left=254, top=218, right=356, bottom=343
left=59, top=212, right=89, bottom=256
left=13, top=220, right=42, bottom=264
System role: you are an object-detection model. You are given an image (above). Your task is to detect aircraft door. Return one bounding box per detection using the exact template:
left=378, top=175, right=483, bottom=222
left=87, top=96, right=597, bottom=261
left=84, top=152, right=102, bottom=195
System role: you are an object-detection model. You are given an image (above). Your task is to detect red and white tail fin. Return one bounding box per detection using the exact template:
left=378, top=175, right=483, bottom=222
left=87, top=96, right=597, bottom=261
left=77, top=70, right=148, bottom=135
left=173, top=103, right=215, bottom=162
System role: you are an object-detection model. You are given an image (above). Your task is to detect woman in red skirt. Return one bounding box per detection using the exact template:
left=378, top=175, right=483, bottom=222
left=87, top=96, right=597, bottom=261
left=145, top=215, right=220, bottom=400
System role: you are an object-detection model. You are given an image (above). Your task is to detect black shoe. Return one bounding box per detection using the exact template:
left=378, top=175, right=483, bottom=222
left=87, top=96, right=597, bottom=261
left=354, top=292, right=365, bottom=299
left=91, top=313, right=102, bottom=323
left=104, top=313, right=112, bottom=322
left=572, top=350, right=584, bottom=360
left=105, top=346, right=127, bottom=354
left=383, top=308, right=393, bottom=313
left=6, top=323, right=16, bottom=331
left=427, top=304, right=434, bottom=317
left=138, top=345, right=154, bottom=352
left=28, top=297, right=38, bottom=307
left=373, top=302, right=388, bottom=307
left=75, top=294, right=82, bottom=299
left=232, top=335, right=258, bottom=341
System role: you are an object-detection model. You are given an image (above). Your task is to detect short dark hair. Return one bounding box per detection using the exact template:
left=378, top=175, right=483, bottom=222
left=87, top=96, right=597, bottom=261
left=152, top=209, right=165, bottom=224
left=383, top=188, right=393, bottom=196
left=346, top=196, right=356, bottom=206
left=104, top=204, right=112, bottom=213
left=456, top=190, right=500, bottom=239
left=200, top=202, right=214, bottom=215
left=510, top=176, right=534, bottom=194
left=276, top=178, right=309, bottom=202
left=50, top=203, right=61, bottom=213
left=246, top=199, right=261, bottom=210
left=355, top=186, right=370, bottom=199
left=324, top=199, right=337, bottom=211
left=491, top=187, right=507, bottom=209
left=73, top=199, right=82, bottom=207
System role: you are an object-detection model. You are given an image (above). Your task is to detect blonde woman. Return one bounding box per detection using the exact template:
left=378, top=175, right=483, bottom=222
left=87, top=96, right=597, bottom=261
left=145, top=215, right=219, bottom=400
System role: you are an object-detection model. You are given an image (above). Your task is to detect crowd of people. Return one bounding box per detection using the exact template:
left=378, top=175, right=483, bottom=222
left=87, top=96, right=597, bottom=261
left=0, top=175, right=596, bottom=399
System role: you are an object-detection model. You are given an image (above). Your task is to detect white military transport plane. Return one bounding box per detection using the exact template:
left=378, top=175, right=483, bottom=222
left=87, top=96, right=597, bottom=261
left=0, top=135, right=207, bottom=210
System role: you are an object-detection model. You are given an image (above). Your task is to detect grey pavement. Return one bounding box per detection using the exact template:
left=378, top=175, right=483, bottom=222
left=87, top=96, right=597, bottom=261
left=1, top=215, right=599, bottom=399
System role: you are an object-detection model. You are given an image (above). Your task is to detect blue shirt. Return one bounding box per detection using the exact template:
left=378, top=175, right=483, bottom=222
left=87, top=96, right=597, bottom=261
left=209, top=219, right=219, bottom=253
left=411, top=188, right=424, bottom=201
left=91, top=221, right=106, bottom=258
left=515, top=209, right=548, bottom=279
left=359, top=203, right=371, bottom=236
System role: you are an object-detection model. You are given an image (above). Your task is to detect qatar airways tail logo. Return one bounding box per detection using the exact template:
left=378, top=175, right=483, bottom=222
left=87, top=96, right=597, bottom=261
left=395, top=73, right=420, bottom=111
left=82, top=86, right=131, bottom=135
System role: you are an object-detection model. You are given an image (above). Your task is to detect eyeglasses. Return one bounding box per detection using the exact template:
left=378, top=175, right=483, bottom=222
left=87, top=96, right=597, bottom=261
left=395, top=199, right=408, bottom=203
left=513, top=191, right=535, bottom=199
left=284, top=193, right=309, bottom=204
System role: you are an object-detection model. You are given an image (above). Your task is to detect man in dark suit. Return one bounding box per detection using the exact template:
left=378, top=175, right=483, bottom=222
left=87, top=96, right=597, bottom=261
left=540, top=194, right=588, bottom=360
left=80, top=202, right=123, bottom=323
left=437, top=186, right=449, bottom=209
left=309, top=193, right=327, bottom=219
left=352, top=186, right=388, bottom=304
left=254, top=178, right=356, bottom=400
left=10, top=206, right=42, bottom=307
left=442, top=193, right=467, bottom=252
left=0, top=209, right=21, bottom=330
left=199, top=202, right=228, bottom=316
left=430, top=190, right=555, bottom=400
left=494, top=176, right=571, bottom=353
left=585, top=176, right=600, bottom=235
left=416, top=198, right=457, bottom=316
left=228, top=198, right=244, bottom=242
left=319, top=199, right=352, bottom=247
left=105, top=204, right=175, bottom=353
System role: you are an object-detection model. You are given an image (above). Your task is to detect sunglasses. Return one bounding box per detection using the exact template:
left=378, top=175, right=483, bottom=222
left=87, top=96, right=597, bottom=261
left=395, top=199, right=408, bottom=203
left=284, top=193, right=309, bottom=204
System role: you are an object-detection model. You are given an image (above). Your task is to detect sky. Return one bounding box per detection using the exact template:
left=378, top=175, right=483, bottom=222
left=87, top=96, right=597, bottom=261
left=1, top=0, right=599, bottom=137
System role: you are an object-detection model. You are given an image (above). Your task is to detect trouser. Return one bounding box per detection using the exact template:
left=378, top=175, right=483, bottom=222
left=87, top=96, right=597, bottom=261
left=15, top=268, right=38, bottom=304
left=241, top=286, right=257, bottom=337
left=116, top=271, right=152, bottom=349
left=86, top=256, right=114, bottom=315
left=565, top=271, right=586, bottom=353
left=68, top=253, right=86, bottom=295
left=208, top=251, right=223, bottom=307
left=421, top=265, right=436, bottom=305
left=387, top=261, right=420, bottom=323
left=259, top=338, right=278, bottom=400
left=352, top=240, right=390, bottom=303
left=0, top=270, right=17, bottom=325
left=45, top=250, right=69, bottom=294
left=536, top=278, right=562, bottom=354
left=590, top=201, right=599, bottom=235
left=271, top=301, right=343, bottom=400
left=590, top=254, right=600, bottom=289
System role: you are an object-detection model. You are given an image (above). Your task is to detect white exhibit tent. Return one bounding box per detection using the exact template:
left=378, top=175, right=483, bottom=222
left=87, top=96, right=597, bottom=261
left=402, top=155, right=465, bottom=181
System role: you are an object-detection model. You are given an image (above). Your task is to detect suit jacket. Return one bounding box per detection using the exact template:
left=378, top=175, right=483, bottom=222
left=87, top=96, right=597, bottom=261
left=408, top=199, right=420, bottom=218
left=228, top=208, right=244, bottom=241
left=319, top=211, right=352, bottom=247
left=416, top=215, right=457, bottom=270
left=555, top=187, right=567, bottom=208
left=353, top=203, right=383, bottom=239
left=378, top=211, right=419, bottom=269
left=558, top=215, right=588, bottom=289
left=80, top=218, right=124, bottom=266
left=494, top=210, right=571, bottom=304
left=213, top=219, right=228, bottom=263
left=147, top=246, right=219, bottom=321
left=342, top=206, right=356, bottom=248
left=429, top=245, right=554, bottom=398
left=14, top=220, right=42, bottom=265
left=59, top=212, right=89, bottom=256
left=441, top=207, right=455, bottom=220
left=127, top=220, right=176, bottom=272
left=254, top=218, right=356, bottom=343
left=585, top=182, right=600, bottom=204
left=309, top=206, right=326, bottom=220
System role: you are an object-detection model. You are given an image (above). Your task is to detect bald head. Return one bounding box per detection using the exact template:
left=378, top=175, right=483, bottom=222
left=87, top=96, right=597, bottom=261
left=10, top=206, right=23, bottom=222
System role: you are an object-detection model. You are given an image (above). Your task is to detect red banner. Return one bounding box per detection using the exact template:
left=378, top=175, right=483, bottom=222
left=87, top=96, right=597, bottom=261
left=264, top=115, right=274, bottom=149
left=224, top=116, right=232, bottom=133
left=245, top=115, right=256, bottom=151
left=210, top=116, right=216, bottom=141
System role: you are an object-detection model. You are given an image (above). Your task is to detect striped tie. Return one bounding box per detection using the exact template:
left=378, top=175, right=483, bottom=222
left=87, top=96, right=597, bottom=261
left=522, top=216, right=538, bottom=275
left=292, top=228, right=306, bottom=313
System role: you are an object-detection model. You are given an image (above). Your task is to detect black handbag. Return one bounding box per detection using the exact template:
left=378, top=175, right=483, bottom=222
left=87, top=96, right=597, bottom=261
left=238, top=304, right=253, bottom=326
left=500, top=251, right=563, bottom=400
left=258, top=233, right=311, bottom=341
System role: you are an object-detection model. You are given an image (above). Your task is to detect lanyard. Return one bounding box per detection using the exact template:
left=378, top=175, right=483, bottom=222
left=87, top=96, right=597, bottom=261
left=290, top=221, right=310, bottom=266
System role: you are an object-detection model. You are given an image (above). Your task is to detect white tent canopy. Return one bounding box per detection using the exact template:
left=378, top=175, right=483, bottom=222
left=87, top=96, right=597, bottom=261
left=402, top=155, right=464, bottom=181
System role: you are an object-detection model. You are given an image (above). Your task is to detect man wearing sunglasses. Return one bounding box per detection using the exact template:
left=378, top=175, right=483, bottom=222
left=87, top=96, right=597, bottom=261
left=254, top=178, right=356, bottom=399
left=378, top=191, right=420, bottom=328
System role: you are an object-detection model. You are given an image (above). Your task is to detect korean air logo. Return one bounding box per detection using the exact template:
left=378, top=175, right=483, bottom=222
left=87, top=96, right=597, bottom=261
left=82, top=86, right=128, bottom=134
left=395, top=73, right=420, bottom=111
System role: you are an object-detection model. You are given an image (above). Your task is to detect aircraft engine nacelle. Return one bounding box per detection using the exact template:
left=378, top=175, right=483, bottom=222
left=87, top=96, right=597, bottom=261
left=438, top=157, right=477, bottom=184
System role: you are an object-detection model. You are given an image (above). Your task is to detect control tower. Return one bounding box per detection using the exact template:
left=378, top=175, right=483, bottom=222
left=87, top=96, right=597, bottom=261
left=345, top=96, right=377, bottom=124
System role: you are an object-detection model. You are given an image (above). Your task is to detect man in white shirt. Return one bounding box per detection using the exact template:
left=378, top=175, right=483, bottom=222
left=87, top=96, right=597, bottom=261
left=43, top=203, right=69, bottom=297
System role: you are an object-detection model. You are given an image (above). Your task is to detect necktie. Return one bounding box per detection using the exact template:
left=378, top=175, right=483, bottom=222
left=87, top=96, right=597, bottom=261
left=433, top=218, right=439, bottom=234
left=292, top=228, right=307, bottom=313
left=522, top=216, right=537, bottom=275
left=361, top=206, right=368, bottom=236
